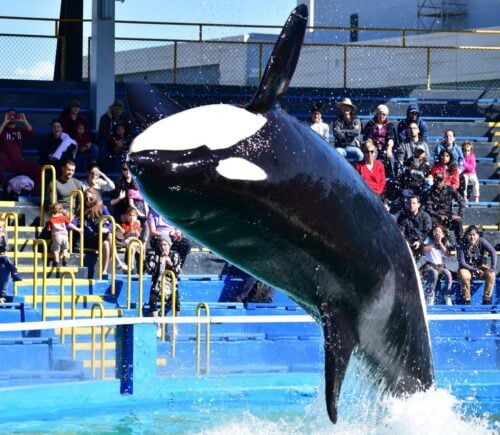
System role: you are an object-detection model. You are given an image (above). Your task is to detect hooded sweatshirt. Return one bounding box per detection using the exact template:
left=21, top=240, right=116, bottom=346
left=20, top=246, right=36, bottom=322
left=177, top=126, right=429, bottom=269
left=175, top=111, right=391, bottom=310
left=397, top=103, right=429, bottom=145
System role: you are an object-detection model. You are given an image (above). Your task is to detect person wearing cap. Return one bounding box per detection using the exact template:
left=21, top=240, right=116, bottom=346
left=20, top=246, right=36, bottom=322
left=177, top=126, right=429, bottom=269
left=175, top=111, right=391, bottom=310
left=332, top=97, right=363, bottom=163
left=395, top=121, right=431, bottom=178
left=422, top=172, right=464, bottom=244
left=97, top=99, right=135, bottom=170
left=397, top=144, right=432, bottom=200
left=397, top=103, right=428, bottom=145
left=147, top=233, right=181, bottom=338
left=0, top=108, right=41, bottom=189
left=362, top=104, right=397, bottom=178
left=309, top=105, right=329, bottom=143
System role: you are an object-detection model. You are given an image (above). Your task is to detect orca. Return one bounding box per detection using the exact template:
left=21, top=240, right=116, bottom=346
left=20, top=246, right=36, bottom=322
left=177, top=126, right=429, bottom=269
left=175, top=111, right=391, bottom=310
left=126, top=4, right=434, bottom=424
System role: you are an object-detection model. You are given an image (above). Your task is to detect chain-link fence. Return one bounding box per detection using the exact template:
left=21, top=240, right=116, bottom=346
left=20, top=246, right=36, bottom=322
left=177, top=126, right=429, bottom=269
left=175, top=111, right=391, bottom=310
left=1, top=17, right=499, bottom=90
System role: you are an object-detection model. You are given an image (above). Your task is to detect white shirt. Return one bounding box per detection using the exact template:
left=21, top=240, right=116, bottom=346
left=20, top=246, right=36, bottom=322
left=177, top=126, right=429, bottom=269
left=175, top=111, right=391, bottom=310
left=311, top=121, right=329, bottom=142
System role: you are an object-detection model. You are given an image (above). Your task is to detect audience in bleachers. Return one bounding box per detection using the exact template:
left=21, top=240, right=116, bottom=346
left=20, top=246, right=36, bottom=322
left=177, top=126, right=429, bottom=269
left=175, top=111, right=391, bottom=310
left=430, top=149, right=460, bottom=190
left=97, top=99, right=135, bottom=169
left=362, top=104, right=397, bottom=178
left=80, top=163, right=115, bottom=205
left=147, top=234, right=181, bottom=338
left=59, top=100, right=89, bottom=140
left=332, top=97, right=363, bottom=162
left=461, top=141, right=480, bottom=202
left=0, top=241, right=22, bottom=304
left=109, top=163, right=136, bottom=224
left=422, top=173, right=464, bottom=243
left=355, top=139, right=386, bottom=198
left=397, top=195, right=432, bottom=259
left=395, top=122, right=431, bottom=177
left=47, top=202, right=82, bottom=267
left=397, top=146, right=432, bottom=199
left=397, top=103, right=429, bottom=144
left=309, top=105, right=329, bottom=143
left=433, top=129, right=465, bottom=172
left=73, top=122, right=99, bottom=173
left=39, top=119, right=77, bottom=168
left=116, top=207, right=142, bottom=272
left=421, top=223, right=453, bottom=305
left=457, top=225, right=497, bottom=305
left=127, top=182, right=149, bottom=243
left=107, top=123, right=131, bottom=173
left=0, top=109, right=41, bottom=189
left=48, top=159, right=83, bottom=211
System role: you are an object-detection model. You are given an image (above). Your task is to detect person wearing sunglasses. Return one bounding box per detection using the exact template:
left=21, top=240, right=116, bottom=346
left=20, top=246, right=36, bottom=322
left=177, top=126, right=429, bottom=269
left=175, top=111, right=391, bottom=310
left=355, top=139, right=386, bottom=198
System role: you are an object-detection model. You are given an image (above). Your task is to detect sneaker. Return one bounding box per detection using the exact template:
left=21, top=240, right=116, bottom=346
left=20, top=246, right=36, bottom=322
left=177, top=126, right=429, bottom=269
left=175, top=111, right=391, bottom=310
left=482, top=298, right=492, bottom=305
left=11, top=273, right=22, bottom=282
left=62, top=257, right=67, bottom=267
left=445, top=295, right=453, bottom=306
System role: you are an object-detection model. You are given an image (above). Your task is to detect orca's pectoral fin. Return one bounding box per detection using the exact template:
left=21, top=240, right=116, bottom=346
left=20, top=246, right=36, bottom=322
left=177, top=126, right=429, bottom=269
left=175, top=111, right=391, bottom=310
left=126, top=82, right=184, bottom=130
left=321, top=303, right=357, bottom=424
left=246, top=5, right=308, bottom=114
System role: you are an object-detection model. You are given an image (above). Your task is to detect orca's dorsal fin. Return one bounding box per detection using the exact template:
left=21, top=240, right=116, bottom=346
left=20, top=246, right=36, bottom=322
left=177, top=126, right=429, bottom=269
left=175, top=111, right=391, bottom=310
left=246, top=5, right=308, bottom=114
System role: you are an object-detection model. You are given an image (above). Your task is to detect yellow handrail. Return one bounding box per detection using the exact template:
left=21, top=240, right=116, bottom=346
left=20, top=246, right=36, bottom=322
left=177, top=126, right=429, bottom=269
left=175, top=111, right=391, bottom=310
left=68, top=189, right=84, bottom=267
left=98, top=215, right=116, bottom=290
left=58, top=271, right=76, bottom=349
left=90, top=302, right=105, bottom=379
left=3, top=212, right=18, bottom=267
left=159, top=269, right=178, bottom=358
left=124, top=238, right=144, bottom=312
left=40, top=165, right=56, bottom=227
left=196, top=302, right=210, bottom=375
left=32, top=239, right=48, bottom=320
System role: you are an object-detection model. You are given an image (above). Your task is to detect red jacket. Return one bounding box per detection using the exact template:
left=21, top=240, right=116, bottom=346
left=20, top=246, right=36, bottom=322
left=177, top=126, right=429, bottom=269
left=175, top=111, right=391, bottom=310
left=355, top=160, right=386, bottom=195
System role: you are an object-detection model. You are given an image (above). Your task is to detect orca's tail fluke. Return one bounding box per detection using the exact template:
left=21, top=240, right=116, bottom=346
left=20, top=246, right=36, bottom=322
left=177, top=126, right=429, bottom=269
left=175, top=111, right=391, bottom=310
left=321, top=303, right=357, bottom=424
left=246, top=4, right=308, bottom=114
left=126, top=82, right=184, bottom=130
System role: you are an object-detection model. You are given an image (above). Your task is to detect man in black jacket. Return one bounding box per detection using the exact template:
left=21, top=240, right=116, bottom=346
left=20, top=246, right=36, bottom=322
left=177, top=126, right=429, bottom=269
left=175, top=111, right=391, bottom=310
left=422, top=173, right=465, bottom=244
left=397, top=195, right=432, bottom=259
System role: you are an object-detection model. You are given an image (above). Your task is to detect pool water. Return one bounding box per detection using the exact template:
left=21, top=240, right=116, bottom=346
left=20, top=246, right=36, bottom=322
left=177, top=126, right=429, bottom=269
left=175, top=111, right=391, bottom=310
left=0, top=371, right=497, bottom=434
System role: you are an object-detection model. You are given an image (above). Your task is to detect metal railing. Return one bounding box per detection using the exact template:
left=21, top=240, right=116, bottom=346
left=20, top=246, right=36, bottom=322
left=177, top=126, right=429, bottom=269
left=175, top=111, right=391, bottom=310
left=195, top=302, right=210, bottom=375
left=3, top=212, right=19, bottom=267
left=158, top=269, right=178, bottom=358
left=58, top=271, right=76, bottom=354
left=0, top=16, right=498, bottom=89
left=125, top=238, right=144, bottom=312
left=32, top=239, right=48, bottom=320
left=90, top=302, right=106, bottom=379
left=40, top=165, right=56, bottom=227
left=68, top=190, right=84, bottom=268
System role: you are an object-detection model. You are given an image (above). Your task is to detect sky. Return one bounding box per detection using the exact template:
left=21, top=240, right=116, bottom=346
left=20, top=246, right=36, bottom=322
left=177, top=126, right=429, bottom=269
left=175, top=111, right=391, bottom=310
left=0, top=0, right=297, bottom=79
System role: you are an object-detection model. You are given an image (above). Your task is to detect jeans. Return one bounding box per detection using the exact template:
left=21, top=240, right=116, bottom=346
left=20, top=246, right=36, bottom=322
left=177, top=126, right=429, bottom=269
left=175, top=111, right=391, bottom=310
left=336, top=146, right=363, bottom=162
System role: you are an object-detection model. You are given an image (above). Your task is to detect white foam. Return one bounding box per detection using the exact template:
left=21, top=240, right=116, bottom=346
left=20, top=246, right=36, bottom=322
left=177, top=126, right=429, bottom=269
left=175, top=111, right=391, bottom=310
left=130, top=104, right=267, bottom=152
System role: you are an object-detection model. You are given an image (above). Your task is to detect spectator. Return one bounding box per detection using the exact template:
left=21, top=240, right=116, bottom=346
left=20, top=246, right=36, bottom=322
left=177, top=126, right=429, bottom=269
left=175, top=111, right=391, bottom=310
left=362, top=104, right=397, bottom=178
left=73, top=187, right=127, bottom=275
left=0, top=242, right=22, bottom=304
left=128, top=185, right=149, bottom=233
left=0, top=217, right=9, bottom=252
left=421, top=223, right=453, bottom=305
left=97, top=99, right=134, bottom=169
left=81, top=163, right=115, bottom=205
left=48, top=159, right=83, bottom=211
left=355, top=139, right=386, bottom=198
left=310, top=106, right=329, bottom=143
left=397, top=146, right=432, bottom=199
left=107, top=123, right=131, bottom=173
left=73, top=122, right=99, bottom=173
left=116, top=207, right=142, bottom=272
left=39, top=119, right=77, bottom=168
left=457, top=225, right=497, bottom=305
left=110, top=163, right=136, bottom=223
left=147, top=207, right=191, bottom=267
left=397, top=103, right=429, bottom=144
left=332, top=97, right=363, bottom=162
left=147, top=234, right=181, bottom=338
left=59, top=100, right=89, bottom=139
left=461, top=141, right=480, bottom=202
left=433, top=129, right=464, bottom=172
left=395, top=122, right=431, bottom=178
left=429, top=149, right=460, bottom=191
left=0, top=109, right=41, bottom=189
left=397, top=195, right=432, bottom=259
left=422, top=173, right=464, bottom=243
left=47, top=202, right=82, bottom=267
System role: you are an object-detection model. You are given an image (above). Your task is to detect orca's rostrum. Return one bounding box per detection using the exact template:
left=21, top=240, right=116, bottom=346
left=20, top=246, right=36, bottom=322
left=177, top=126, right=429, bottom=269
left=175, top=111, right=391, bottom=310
left=126, top=4, right=434, bottom=424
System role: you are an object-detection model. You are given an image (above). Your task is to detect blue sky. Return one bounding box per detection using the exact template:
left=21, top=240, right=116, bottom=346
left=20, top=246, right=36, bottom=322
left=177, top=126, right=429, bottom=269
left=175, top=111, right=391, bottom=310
left=0, top=0, right=297, bottom=79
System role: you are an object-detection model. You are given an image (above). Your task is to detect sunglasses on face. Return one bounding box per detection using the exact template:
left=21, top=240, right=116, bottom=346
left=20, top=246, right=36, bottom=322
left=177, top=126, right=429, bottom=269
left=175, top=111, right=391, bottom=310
left=364, top=150, right=376, bottom=154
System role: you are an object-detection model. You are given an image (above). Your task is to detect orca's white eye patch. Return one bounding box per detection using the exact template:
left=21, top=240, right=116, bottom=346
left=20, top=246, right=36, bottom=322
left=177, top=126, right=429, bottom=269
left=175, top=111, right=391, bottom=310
left=216, top=157, right=267, bottom=181
left=130, top=104, right=267, bottom=153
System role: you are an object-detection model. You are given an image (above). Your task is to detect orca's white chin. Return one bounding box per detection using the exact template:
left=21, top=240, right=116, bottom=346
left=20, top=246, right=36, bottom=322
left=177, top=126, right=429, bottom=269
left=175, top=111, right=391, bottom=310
left=130, top=104, right=267, bottom=154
